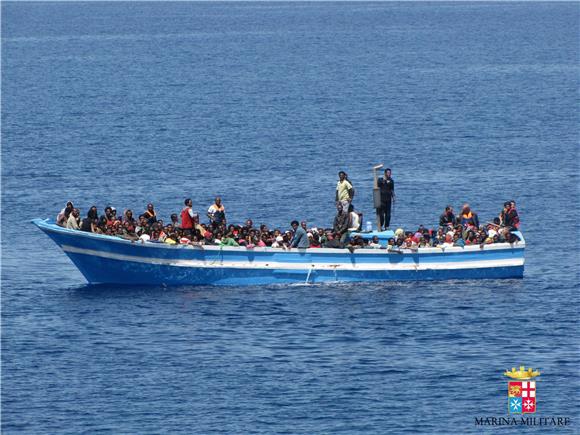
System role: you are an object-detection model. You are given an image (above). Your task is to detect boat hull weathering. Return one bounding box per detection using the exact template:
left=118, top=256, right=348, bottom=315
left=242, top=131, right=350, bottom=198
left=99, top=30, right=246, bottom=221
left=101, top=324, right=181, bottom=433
left=33, top=219, right=525, bottom=286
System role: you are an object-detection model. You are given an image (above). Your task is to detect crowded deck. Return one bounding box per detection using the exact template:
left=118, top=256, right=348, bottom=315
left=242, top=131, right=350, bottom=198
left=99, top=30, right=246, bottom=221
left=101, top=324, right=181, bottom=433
left=54, top=197, right=521, bottom=251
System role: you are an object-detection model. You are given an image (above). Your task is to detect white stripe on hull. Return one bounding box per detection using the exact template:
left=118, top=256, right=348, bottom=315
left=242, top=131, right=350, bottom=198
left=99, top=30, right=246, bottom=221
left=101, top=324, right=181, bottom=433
left=62, top=245, right=524, bottom=272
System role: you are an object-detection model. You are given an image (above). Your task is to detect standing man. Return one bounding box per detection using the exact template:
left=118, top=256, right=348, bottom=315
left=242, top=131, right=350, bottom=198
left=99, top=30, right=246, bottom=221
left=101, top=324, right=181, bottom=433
left=439, top=206, right=455, bottom=228
left=333, top=203, right=350, bottom=243
left=181, top=198, right=194, bottom=236
left=144, top=203, right=157, bottom=225
left=207, top=197, right=226, bottom=228
left=509, top=200, right=520, bottom=230
left=378, top=168, right=396, bottom=230
left=335, top=171, right=354, bottom=210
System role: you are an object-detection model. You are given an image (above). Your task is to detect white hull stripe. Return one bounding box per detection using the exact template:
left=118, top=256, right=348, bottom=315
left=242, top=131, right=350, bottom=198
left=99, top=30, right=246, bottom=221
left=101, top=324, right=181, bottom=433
left=61, top=245, right=525, bottom=272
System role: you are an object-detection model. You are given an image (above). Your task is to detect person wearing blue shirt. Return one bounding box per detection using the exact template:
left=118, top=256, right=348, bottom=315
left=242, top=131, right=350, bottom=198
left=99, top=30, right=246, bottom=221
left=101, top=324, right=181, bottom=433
left=290, top=220, right=310, bottom=248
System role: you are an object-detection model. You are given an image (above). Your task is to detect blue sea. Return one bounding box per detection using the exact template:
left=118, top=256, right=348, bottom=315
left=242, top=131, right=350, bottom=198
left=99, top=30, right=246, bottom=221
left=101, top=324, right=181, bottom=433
left=2, top=2, right=579, bottom=433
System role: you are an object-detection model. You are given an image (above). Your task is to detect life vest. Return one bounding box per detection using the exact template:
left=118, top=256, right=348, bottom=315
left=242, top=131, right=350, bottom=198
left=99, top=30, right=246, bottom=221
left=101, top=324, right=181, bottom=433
left=181, top=207, right=193, bottom=229
left=461, top=212, right=476, bottom=226
left=210, top=204, right=225, bottom=223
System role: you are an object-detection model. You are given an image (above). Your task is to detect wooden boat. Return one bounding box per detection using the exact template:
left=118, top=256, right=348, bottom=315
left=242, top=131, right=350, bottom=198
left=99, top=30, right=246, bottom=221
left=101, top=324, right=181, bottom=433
left=33, top=219, right=525, bottom=286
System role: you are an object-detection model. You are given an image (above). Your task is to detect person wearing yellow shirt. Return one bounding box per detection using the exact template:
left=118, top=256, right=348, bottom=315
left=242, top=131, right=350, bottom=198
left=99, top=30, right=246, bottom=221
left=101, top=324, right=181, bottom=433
left=335, top=171, right=354, bottom=209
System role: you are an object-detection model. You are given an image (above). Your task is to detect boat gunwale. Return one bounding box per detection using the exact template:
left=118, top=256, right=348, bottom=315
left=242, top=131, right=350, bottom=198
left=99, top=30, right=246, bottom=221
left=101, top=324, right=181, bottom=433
left=32, top=218, right=526, bottom=255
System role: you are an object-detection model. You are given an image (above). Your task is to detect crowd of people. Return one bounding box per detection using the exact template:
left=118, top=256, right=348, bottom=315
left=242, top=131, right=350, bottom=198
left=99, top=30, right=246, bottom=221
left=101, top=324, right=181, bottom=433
left=55, top=170, right=521, bottom=250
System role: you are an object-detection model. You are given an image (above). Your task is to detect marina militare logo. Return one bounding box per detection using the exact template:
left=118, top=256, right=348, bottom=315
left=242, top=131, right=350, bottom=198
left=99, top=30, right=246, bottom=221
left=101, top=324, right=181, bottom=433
left=474, top=366, right=571, bottom=427
left=504, top=366, right=540, bottom=414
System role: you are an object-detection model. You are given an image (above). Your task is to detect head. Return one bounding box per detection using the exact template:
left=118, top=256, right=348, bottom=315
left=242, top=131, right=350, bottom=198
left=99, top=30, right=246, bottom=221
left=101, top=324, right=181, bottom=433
left=147, top=203, right=154, bottom=212
left=72, top=208, right=80, bottom=217
left=510, top=200, right=517, bottom=209
left=215, top=197, right=221, bottom=206
left=462, top=204, right=470, bottom=214
left=372, top=236, right=379, bottom=243
left=301, top=221, right=307, bottom=230
left=445, top=205, right=453, bottom=214
left=385, top=168, right=392, bottom=178
left=185, top=198, right=192, bottom=207
left=337, top=203, right=343, bottom=213
left=291, top=220, right=299, bottom=230
left=171, top=213, right=178, bottom=223
left=338, top=171, right=346, bottom=181
left=504, top=201, right=511, bottom=210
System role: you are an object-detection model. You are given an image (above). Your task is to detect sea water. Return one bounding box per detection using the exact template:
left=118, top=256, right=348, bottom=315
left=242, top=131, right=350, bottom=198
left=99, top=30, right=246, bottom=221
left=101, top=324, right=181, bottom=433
left=2, top=2, right=579, bottom=433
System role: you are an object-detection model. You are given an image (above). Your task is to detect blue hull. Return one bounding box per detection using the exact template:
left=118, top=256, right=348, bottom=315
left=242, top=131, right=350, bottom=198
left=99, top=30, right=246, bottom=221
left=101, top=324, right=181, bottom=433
left=33, top=219, right=525, bottom=286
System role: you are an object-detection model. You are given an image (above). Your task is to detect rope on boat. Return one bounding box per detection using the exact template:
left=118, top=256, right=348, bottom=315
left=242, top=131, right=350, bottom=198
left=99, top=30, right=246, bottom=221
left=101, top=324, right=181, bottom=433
left=305, top=265, right=314, bottom=284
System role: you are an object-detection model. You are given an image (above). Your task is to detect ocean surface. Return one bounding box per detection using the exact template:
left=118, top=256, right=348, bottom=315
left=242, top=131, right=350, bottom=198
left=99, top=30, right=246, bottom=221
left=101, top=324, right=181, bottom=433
left=2, top=2, right=579, bottom=433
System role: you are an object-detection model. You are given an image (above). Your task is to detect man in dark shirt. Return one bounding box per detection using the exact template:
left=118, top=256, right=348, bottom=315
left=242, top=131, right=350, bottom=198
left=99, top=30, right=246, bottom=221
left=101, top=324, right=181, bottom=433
left=508, top=200, right=520, bottom=230
left=144, top=203, right=157, bottom=225
left=333, top=203, right=349, bottom=243
left=501, top=201, right=520, bottom=230
left=377, top=168, right=396, bottom=230
left=439, top=206, right=455, bottom=227
left=324, top=232, right=344, bottom=249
